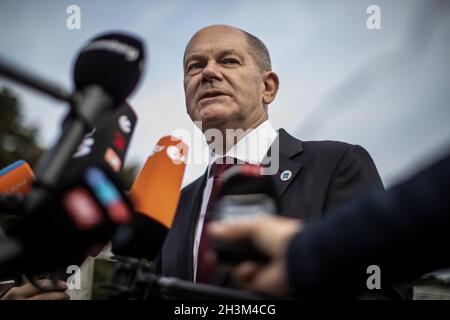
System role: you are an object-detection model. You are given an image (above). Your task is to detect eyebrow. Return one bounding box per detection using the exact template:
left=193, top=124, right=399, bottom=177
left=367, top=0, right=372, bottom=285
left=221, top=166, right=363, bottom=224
left=184, top=49, right=245, bottom=68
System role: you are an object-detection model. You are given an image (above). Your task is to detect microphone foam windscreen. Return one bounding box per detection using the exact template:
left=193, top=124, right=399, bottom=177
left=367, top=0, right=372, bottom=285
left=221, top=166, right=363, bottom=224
left=73, top=32, right=146, bottom=103
left=129, top=136, right=188, bottom=229
left=111, top=136, right=188, bottom=260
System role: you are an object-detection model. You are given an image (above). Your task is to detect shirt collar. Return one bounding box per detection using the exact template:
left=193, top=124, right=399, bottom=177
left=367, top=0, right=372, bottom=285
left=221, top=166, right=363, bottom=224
left=207, top=120, right=278, bottom=177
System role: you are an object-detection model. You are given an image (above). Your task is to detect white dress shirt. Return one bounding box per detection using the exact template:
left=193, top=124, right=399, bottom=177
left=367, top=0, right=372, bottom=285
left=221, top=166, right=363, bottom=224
left=192, top=120, right=278, bottom=281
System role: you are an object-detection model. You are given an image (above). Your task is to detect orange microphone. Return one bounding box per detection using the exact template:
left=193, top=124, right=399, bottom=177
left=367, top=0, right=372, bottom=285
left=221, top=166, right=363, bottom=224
left=0, top=160, right=35, bottom=216
left=0, top=160, right=35, bottom=195
left=112, top=136, right=188, bottom=260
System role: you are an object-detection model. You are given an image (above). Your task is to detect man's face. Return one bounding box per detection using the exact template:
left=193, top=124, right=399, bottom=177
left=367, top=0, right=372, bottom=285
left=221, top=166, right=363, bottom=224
left=183, top=26, right=266, bottom=132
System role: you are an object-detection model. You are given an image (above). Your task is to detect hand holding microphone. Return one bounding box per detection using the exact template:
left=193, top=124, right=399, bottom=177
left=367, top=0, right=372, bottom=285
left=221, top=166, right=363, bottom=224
left=1, top=279, right=69, bottom=300
left=205, top=165, right=301, bottom=296
left=3, top=165, right=133, bottom=277
left=208, top=215, right=301, bottom=297
left=208, top=164, right=279, bottom=266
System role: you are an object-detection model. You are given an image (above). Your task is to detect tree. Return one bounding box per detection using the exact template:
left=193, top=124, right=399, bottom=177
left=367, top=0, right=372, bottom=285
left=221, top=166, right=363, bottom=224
left=0, top=86, right=139, bottom=187
left=119, top=162, right=139, bottom=191
left=0, top=87, right=44, bottom=168
left=0, top=87, right=45, bottom=229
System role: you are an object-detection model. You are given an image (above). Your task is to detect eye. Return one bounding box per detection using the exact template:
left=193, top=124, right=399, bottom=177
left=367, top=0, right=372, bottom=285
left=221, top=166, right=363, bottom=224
left=186, top=62, right=204, bottom=72
left=221, top=58, right=240, bottom=66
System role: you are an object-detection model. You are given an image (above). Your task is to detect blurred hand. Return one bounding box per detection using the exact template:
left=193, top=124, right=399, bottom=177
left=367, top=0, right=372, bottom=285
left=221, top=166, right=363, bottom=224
left=207, top=215, right=302, bottom=297
left=1, top=279, right=69, bottom=300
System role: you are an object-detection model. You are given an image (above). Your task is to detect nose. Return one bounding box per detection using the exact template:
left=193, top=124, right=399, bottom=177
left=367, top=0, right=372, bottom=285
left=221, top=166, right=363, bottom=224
left=201, top=60, right=223, bottom=82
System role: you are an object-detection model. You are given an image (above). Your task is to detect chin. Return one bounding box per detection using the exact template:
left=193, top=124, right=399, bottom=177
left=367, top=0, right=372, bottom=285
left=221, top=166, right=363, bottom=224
left=198, top=107, right=232, bottom=125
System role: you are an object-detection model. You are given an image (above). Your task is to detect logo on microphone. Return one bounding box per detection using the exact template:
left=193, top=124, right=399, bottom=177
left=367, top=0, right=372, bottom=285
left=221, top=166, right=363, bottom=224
left=73, top=129, right=96, bottom=158
left=166, top=145, right=187, bottom=164
left=63, top=188, right=104, bottom=230
left=105, top=148, right=122, bottom=172
left=83, top=39, right=139, bottom=61
left=118, top=115, right=131, bottom=133
left=113, top=131, right=126, bottom=152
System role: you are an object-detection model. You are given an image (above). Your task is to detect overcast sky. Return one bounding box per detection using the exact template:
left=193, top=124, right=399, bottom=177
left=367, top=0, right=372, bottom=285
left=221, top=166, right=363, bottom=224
left=0, top=0, right=449, bottom=187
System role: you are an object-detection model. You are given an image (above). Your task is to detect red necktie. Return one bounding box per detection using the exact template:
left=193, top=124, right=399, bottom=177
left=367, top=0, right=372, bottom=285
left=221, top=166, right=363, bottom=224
left=196, top=157, right=236, bottom=283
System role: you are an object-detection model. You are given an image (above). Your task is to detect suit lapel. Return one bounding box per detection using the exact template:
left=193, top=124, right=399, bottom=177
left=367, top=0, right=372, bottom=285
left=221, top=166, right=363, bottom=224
left=215, top=129, right=304, bottom=286
left=265, top=129, right=304, bottom=200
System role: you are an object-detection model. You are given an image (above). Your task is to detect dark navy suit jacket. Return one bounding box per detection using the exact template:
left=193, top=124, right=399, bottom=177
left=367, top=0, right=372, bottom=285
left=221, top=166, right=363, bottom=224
left=155, top=129, right=411, bottom=298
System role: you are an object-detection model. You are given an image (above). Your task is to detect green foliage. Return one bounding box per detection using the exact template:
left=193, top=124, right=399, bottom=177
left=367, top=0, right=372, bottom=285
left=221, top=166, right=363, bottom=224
left=0, top=87, right=45, bottom=229
left=0, top=87, right=45, bottom=168
left=0, top=86, right=140, bottom=188
left=119, top=161, right=139, bottom=191
left=0, top=87, right=140, bottom=227
left=91, top=258, right=116, bottom=300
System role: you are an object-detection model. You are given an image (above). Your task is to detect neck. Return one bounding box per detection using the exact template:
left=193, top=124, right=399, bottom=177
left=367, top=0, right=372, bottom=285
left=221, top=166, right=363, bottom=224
left=206, top=113, right=268, bottom=155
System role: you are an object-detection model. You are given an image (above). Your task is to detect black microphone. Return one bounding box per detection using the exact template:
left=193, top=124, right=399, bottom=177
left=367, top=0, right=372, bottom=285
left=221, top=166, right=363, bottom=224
left=73, top=32, right=145, bottom=104
left=0, top=236, right=23, bottom=280
left=64, top=101, right=137, bottom=183
left=0, top=195, right=25, bottom=216
left=30, top=32, right=145, bottom=209
left=211, top=165, right=280, bottom=265
left=3, top=165, right=133, bottom=277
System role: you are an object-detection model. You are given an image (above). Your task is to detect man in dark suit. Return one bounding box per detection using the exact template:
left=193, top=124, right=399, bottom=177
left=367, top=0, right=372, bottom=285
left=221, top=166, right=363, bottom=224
left=155, top=24, right=409, bottom=298
left=208, top=152, right=450, bottom=298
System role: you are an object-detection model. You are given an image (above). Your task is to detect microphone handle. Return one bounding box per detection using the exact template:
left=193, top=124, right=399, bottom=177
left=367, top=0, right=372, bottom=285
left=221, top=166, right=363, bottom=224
left=213, top=238, right=270, bottom=265
left=33, top=85, right=114, bottom=199
left=156, top=276, right=267, bottom=300
left=211, top=194, right=275, bottom=266
left=0, top=56, right=71, bottom=102
left=0, top=238, right=23, bottom=279
left=0, top=194, right=25, bottom=216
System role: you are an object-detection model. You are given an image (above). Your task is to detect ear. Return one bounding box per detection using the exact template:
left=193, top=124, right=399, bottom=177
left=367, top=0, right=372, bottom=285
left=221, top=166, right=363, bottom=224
left=262, top=71, right=279, bottom=105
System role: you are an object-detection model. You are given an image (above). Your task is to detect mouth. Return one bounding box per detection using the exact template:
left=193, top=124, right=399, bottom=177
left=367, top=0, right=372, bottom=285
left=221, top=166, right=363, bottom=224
left=198, top=90, right=229, bottom=102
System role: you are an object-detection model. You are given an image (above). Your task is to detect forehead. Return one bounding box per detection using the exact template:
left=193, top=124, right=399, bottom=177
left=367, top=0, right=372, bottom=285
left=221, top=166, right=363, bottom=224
left=184, top=28, right=250, bottom=61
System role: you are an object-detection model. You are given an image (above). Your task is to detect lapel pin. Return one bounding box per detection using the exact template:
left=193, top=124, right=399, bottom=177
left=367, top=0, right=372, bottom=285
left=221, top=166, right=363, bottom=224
left=280, top=170, right=292, bottom=181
